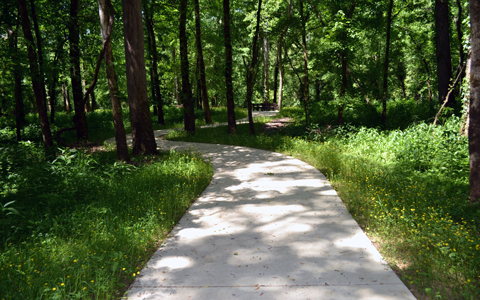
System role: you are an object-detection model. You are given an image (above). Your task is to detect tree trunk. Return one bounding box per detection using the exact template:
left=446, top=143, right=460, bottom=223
left=263, top=33, right=269, bottom=103
left=454, top=0, right=466, bottom=94
left=145, top=0, right=165, bottom=125
left=69, top=0, right=88, bottom=140
left=122, top=0, right=157, bottom=155
left=245, top=0, right=263, bottom=135
left=62, top=77, right=71, bottom=114
left=381, top=0, right=394, bottom=124
left=435, top=0, right=455, bottom=107
left=18, top=0, right=53, bottom=149
left=469, top=0, right=480, bottom=202
left=10, top=19, right=25, bottom=141
left=299, top=0, right=309, bottom=126
left=29, top=0, right=48, bottom=114
left=180, top=0, right=195, bottom=133
left=99, top=0, right=129, bottom=161
left=276, top=0, right=292, bottom=110
left=339, top=52, right=347, bottom=125
left=224, top=0, right=237, bottom=134
left=194, top=0, right=212, bottom=124
left=273, top=56, right=278, bottom=104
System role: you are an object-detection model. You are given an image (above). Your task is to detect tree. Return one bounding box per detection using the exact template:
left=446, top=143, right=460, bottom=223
left=179, top=0, right=195, bottom=132
left=276, top=0, right=292, bottom=110
left=69, top=0, right=88, bottom=141
left=194, top=0, right=212, bottom=124
left=435, top=0, right=455, bottom=107
left=245, top=0, right=263, bottom=135
left=469, top=0, right=480, bottom=203
left=98, top=0, right=129, bottom=161
left=18, top=0, right=53, bottom=150
left=223, top=0, right=236, bottom=134
left=381, top=0, right=394, bottom=124
left=144, top=0, right=165, bottom=126
left=122, top=0, right=157, bottom=155
left=299, top=0, right=310, bottom=126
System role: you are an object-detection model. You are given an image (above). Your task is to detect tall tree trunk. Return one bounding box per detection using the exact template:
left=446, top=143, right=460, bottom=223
left=435, top=0, right=455, bottom=107
left=196, top=56, right=203, bottom=109
left=99, top=0, right=129, bottom=161
left=18, top=0, right=53, bottom=149
left=454, top=0, right=465, bottom=94
left=339, top=52, right=347, bottom=125
left=263, top=33, right=269, bottom=103
left=180, top=0, right=195, bottom=132
left=194, top=0, right=212, bottom=124
left=173, top=48, right=180, bottom=105
left=145, top=0, right=165, bottom=125
left=122, top=0, right=157, bottom=155
left=299, top=0, right=309, bottom=126
left=276, top=0, right=292, bottom=110
left=273, top=56, right=278, bottom=104
left=29, top=0, right=48, bottom=113
left=246, top=0, right=263, bottom=135
left=69, top=0, right=88, bottom=140
left=10, top=18, right=25, bottom=141
left=62, top=77, right=71, bottom=114
left=469, top=0, right=480, bottom=202
left=381, top=0, right=394, bottom=124
left=224, top=0, right=236, bottom=134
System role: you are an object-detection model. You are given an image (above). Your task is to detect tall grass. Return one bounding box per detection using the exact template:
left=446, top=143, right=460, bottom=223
left=0, top=141, right=213, bottom=299
left=166, top=112, right=479, bottom=299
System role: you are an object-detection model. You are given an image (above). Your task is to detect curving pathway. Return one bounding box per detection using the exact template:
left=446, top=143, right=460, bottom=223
left=111, top=112, right=416, bottom=299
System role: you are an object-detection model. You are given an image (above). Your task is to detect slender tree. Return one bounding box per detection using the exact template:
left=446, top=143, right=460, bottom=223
left=246, top=0, right=263, bottom=135
left=276, top=0, right=292, bottom=110
left=122, top=0, right=157, bottom=155
left=69, top=0, right=88, bottom=140
left=180, top=0, right=195, bottom=132
left=435, top=0, right=455, bottom=107
left=224, top=0, right=236, bottom=134
left=99, top=0, right=129, bottom=161
left=381, top=0, right=394, bottom=124
left=18, top=0, right=53, bottom=149
left=144, top=0, right=165, bottom=125
left=299, top=0, right=309, bottom=126
left=194, top=0, right=212, bottom=124
left=469, top=0, right=480, bottom=203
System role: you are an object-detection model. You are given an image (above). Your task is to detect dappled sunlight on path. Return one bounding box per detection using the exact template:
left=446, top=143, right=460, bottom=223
left=125, top=138, right=416, bottom=299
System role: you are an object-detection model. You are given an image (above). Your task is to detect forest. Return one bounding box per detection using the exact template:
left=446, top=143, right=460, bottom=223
left=1, top=0, right=480, bottom=299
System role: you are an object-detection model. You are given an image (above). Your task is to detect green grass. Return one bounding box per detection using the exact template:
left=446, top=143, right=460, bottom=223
left=166, top=110, right=480, bottom=300
left=0, top=144, right=213, bottom=299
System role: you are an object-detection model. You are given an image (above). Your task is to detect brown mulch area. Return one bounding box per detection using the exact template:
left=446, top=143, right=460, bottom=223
left=259, top=117, right=295, bottom=134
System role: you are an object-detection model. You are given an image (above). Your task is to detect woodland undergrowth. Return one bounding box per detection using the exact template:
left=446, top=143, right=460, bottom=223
left=0, top=108, right=214, bottom=299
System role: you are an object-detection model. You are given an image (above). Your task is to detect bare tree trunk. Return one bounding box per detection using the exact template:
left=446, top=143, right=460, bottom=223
left=9, top=18, right=25, bottom=141
left=81, top=60, right=92, bottom=112
left=180, top=0, right=195, bottom=133
left=454, top=0, right=465, bottom=91
left=435, top=0, right=455, bottom=107
left=273, top=56, right=278, bottom=104
left=263, top=32, right=269, bottom=103
left=276, top=0, right=292, bottom=110
left=224, top=0, right=236, bottom=134
left=98, top=0, right=129, bottom=160
left=299, top=0, right=309, bottom=126
left=69, top=0, right=88, bottom=140
left=173, top=48, right=180, bottom=105
left=381, top=0, right=394, bottom=124
left=145, top=0, right=165, bottom=125
left=62, top=77, right=71, bottom=114
left=18, top=0, right=53, bottom=149
left=245, top=0, right=263, bottom=135
left=194, top=0, right=212, bottom=124
left=469, top=0, right=480, bottom=202
left=122, top=0, right=157, bottom=155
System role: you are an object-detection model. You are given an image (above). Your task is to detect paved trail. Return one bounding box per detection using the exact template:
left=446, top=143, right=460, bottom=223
left=113, top=113, right=416, bottom=299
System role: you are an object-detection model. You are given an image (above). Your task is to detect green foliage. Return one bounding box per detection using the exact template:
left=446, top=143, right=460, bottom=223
left=0, top=140, right=213, bottom=299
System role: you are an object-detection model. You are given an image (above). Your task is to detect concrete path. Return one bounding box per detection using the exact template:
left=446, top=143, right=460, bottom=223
left=111, top=112, right=416, bottom=299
